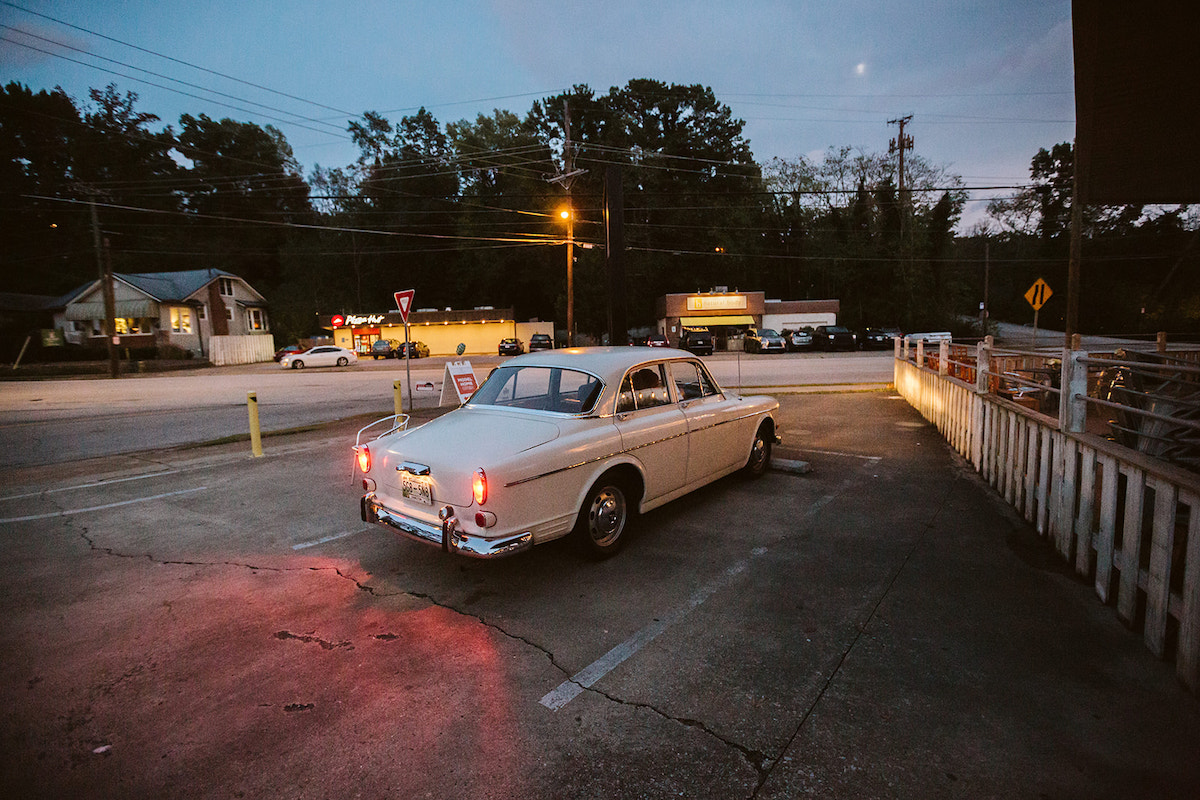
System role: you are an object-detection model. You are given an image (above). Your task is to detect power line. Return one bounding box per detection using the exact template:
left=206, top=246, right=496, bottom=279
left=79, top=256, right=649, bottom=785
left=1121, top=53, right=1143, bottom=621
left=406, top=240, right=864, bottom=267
left=1, top=0, right=356, bottom=116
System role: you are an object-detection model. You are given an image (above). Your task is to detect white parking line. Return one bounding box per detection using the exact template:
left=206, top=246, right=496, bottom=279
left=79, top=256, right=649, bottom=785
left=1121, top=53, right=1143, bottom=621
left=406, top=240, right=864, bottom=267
left=540, top=554, right=763, bottom=712
left=802, top=448, right=883, bottom=462
left=0, top=470, right=180, bottom=502
left=0, top=487, right=208, bottom=524
left=292, top=528, right=371, bottom=550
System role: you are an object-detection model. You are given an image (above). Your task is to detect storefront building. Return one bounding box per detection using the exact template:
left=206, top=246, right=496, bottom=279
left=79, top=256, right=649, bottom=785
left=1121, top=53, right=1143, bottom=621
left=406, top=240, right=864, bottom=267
left=657, top=291, right=839, bottom=349
left=322, top=307, right=553, bottom=356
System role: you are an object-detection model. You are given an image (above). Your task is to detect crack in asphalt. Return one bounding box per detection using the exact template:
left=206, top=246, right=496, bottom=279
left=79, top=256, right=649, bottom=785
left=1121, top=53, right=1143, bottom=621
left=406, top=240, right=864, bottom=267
left=745, top=472, right=964, bottom=798
left=273, top=631, right=352, bottom=650
left=68, top=522, right=777, bottom=788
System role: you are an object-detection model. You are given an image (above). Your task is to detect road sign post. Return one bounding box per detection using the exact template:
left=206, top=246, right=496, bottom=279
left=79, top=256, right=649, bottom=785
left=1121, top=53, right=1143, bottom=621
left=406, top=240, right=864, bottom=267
left=1024, top=278, right=1053, bottom=348
left=394, top=290, right=415, bottom=411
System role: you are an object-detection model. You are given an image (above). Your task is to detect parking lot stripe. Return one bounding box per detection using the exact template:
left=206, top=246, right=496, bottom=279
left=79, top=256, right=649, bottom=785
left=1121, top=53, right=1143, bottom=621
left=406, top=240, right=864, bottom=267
left=540, top=559, right=753, bottom=712
left=0, top=487, right=207, bottom=524
left=292, top=528, right=371, bottom=550
left=0, top=469, right=180, bottom=502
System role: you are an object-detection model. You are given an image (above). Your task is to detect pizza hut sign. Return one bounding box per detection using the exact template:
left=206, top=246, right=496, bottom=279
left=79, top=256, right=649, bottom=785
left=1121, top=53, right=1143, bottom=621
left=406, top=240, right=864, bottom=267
left=331, top=314, right=385, bottom=327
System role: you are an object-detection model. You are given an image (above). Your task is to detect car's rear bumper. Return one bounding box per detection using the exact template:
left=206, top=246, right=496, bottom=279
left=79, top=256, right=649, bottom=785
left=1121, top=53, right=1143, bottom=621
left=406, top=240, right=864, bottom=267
left=361, top=493, right=533, bottom=558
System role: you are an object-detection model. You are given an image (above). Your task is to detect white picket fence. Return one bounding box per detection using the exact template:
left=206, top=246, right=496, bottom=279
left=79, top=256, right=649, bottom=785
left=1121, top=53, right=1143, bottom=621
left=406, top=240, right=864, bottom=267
left=208, top=334, right=275, bottom=366
left=895, top=346, right=1200, bottom=692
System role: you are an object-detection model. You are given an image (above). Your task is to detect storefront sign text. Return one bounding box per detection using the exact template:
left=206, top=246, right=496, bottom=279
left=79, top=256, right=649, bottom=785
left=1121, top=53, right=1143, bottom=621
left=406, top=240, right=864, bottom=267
left=686, top=294, right=746, bottom=311
left=344, top=314, right=385, bottom=326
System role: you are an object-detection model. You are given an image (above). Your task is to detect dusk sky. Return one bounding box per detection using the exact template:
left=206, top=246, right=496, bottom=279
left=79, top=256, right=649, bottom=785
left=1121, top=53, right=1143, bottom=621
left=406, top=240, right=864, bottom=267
left=1, top=1, right=1077, bottom=226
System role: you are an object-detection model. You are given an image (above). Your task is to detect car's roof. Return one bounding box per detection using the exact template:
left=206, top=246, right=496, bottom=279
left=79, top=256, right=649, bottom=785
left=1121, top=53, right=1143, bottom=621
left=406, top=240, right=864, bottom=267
left=499, top=346, right=700, bottom=380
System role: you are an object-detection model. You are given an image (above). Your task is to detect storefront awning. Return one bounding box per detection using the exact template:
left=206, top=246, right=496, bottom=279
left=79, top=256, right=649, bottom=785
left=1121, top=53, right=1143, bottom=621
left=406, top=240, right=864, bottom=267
left=65, top=300, right=159, bottom=320
left=680, top=315, right=755, bottom=326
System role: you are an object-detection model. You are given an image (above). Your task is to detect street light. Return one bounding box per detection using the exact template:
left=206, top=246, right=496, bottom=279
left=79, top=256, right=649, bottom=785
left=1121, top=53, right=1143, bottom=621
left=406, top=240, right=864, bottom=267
left=560, top=206, right=574, bottom=347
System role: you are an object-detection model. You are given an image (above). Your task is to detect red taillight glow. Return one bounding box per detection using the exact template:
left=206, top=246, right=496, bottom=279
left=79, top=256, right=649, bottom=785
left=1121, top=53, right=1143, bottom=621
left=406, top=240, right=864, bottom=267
left=472, top=468, right=487, bottom=505
left=356, top=445, right=371, bottom=473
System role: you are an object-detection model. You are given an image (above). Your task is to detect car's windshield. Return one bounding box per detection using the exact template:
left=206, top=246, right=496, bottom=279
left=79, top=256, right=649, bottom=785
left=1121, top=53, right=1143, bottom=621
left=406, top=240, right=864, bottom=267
left=759, top=329, right=779, bottom=337
left=469, top=365, right=602, bottom=414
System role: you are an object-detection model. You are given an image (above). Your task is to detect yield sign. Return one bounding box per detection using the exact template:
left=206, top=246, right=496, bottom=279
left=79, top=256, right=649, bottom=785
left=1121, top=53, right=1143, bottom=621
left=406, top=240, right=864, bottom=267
left=393, top=289, right=415, bottom=323
left=1024, top=278, right=1052, bottom=311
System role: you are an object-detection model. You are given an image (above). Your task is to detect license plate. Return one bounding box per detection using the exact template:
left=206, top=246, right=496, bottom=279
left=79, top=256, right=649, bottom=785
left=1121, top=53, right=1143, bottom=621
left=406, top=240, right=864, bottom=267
left=401, top=474, right=432, bottom=505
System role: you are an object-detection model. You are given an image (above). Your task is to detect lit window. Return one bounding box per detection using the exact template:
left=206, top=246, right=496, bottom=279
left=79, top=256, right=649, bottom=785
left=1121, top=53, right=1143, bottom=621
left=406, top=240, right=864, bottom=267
left=219, top=277, right=234, bottom=296
left=114, top=318, right=152, bottom=335
left=170, top=307, right=192, bottom=333
left=247, top=308, right=267, bottom=331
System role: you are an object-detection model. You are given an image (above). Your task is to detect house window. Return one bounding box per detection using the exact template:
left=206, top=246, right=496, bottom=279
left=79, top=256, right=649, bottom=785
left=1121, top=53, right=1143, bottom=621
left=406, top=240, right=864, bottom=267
left=218, top=277, right=234, bottom=296
left=114, top=318, right=152, bottom=335
left=246, top=308, right=267, bottom=331
left=170, top=307, right=192, bottom=334
left=197, top=304, right=207, bottom=320
left=225, top=306, right=233, bottom=321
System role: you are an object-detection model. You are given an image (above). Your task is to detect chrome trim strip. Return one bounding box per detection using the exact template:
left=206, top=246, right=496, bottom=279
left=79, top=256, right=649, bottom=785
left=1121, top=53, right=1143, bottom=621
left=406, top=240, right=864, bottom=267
left=397, top=461, right=430, bottom=476
left=504, top=409, right=773, bottom=488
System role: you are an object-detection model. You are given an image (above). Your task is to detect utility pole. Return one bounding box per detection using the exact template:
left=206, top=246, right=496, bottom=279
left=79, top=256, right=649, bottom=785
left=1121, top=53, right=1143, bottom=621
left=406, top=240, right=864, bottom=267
left=604, top=165, right=627, bottom=345
left=888, top=114, right=914, bottom=239
left=1065, top=168, right=1081, bottom=346
left=89, top=197, right=120, bottom=378
left=546, top=100, right=586, bottom=346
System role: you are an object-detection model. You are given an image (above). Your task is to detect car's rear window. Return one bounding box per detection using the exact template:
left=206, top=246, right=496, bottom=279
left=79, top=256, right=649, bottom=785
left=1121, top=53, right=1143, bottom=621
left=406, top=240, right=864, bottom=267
left=470, top=366, right=602, bottom=414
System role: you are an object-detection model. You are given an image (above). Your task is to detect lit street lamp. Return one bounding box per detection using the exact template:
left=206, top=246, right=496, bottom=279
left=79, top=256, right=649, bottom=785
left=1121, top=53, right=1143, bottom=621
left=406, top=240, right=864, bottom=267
left=560, top=207, right=574, bottom=347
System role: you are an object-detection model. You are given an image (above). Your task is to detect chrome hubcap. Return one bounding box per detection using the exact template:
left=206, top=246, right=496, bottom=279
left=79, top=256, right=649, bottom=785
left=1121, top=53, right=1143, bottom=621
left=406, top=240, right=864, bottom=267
left=589, top=487, right=625, bottom=546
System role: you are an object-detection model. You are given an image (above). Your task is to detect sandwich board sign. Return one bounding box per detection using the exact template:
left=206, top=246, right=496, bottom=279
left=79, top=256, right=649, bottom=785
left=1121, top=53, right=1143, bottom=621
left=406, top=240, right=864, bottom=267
left=440, top=361, right=479, bottom=406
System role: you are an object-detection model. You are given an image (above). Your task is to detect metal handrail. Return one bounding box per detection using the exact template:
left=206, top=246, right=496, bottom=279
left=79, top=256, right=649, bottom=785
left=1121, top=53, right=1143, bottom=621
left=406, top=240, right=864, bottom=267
left=1082, top=394, right=1200, bottom=435
left=981, top=368, right=1061, bottom=396
left=355, top=413, right=410, bottom=449
left=1078, top=357, right=1200, bottom=376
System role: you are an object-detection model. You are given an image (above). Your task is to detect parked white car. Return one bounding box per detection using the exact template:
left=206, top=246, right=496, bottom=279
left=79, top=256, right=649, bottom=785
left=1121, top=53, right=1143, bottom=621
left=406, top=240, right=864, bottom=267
left=355, top=347, right=779, bottom=559
left=280, top=346, right=358, bottom=369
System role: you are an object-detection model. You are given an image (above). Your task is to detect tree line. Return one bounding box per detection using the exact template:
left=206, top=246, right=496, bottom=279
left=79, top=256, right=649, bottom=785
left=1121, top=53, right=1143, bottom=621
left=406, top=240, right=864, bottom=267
left=1, top=78, right=1195, bottom=345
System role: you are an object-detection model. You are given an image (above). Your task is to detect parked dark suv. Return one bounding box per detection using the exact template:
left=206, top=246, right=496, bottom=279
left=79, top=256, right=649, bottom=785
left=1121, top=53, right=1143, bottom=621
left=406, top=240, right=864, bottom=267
left=811, top=325, right=857, bottom=351
left=370, top=339, right=400, bottom=359
left=680, top=328, right=714, bottom=356
left=529, top=333, right=553, bottom=351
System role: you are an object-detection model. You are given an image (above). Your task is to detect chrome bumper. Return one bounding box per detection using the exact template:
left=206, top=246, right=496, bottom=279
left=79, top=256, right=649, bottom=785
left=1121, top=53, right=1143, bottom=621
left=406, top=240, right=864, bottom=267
left=361, top=493, right=533, bottom=559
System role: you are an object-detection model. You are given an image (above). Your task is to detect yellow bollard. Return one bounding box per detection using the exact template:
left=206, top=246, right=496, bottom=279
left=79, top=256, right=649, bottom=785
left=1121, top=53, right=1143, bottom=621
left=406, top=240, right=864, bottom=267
left=247, top=391, right=263, bottom=457
left=394, top=380, right=404, bottom=416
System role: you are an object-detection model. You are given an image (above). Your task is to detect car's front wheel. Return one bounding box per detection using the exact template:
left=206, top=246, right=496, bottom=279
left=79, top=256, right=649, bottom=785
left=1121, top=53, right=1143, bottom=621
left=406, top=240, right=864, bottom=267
left=291, top=360, right=304, bottom=369
left=573, top=474, right=633, bottom=559
left=743, top=423, right=773, bottom=477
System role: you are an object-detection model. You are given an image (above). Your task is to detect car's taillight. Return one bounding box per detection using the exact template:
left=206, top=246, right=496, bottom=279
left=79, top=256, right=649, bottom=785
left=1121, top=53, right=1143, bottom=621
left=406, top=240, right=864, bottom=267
left=472, top=468, right=487, bottom=505
left=356, top=445, right=371, bottom=473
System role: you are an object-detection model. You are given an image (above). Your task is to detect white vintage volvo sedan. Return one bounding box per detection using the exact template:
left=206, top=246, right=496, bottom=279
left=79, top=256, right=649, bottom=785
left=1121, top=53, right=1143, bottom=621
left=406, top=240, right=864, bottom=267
left=356, top=347, right=779, bottom=559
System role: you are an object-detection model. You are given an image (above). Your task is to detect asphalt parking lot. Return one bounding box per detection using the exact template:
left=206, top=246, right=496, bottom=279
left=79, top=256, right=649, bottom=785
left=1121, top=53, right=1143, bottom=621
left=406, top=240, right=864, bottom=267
left=2, top=391, right=1199, bottom=798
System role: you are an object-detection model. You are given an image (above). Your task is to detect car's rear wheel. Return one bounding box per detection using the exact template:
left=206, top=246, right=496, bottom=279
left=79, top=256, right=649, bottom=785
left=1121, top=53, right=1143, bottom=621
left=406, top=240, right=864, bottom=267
left=337, top=357, right=348, bottom=366
left=573, top=474, right=632, bottom=558
left=292, top=360, right=304, bottom=369
left=743, top=423, right=772, bottom=477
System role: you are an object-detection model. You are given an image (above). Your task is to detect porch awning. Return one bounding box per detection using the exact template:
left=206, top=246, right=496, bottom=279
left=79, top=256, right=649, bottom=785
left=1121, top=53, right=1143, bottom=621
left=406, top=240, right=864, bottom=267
left=64, top=299, right=159, bottom=320
left=679, top=315, right=755, bottom=326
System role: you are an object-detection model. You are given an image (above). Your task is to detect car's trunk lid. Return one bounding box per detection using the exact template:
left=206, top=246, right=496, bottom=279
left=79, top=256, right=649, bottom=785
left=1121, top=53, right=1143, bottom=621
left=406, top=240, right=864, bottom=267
left=374, top=408, right=560, bottom=507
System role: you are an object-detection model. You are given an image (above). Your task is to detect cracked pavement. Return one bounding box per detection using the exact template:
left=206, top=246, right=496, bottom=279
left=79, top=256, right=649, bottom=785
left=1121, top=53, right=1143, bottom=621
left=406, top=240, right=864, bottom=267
left=3, top=393, right=1199, bottom=798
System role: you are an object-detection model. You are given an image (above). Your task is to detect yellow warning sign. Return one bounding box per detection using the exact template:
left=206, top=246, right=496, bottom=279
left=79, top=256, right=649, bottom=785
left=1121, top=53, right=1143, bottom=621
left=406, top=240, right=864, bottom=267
left=1025, top=278, right=1052, bottom=310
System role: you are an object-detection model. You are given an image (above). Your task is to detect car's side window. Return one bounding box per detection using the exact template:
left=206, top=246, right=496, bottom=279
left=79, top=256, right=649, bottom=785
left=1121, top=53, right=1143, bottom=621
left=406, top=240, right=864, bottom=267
left=672, top=361, right=717, bottom=401
left=617, top=364, right=671, bottom=412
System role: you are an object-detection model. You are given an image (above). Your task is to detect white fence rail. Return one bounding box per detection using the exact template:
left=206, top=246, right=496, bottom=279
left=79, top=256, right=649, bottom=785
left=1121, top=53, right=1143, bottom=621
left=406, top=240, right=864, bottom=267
left=208, top=334, right=274, bottom=366
left=895, top=345, right=1200, bottom=692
